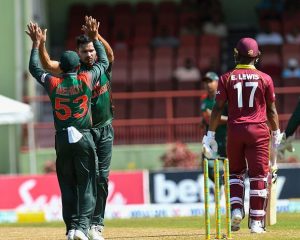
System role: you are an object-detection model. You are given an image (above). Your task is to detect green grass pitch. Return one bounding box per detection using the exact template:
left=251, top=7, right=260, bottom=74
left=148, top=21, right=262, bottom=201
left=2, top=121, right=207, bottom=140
left=0, top=212, right=299, bottom=239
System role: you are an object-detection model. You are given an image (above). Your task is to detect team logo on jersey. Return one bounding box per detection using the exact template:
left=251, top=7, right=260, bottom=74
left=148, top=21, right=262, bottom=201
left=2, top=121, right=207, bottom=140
left=216, top=90, right=220, bottom=95
left=92, top=83, right=108, bottom=98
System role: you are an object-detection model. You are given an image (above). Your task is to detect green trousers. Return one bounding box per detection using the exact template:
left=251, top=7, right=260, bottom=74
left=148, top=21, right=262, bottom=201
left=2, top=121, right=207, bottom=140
left=90, top=123, right=114, bottom=226
left=55, top=130, right=98, bottom=235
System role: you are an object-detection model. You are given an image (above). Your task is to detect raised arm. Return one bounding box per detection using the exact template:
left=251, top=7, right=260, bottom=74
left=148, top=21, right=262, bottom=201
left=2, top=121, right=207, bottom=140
left=83, top=15, right=113, bottom=63
left=93, top=40, right=109, bottom=77
left=39, top=29, right=62, bottom=75
left=83, top=17, right=109, bottom=85
left=90, top=40, right=109, bottom=86
left=97, top=33, right=114, bottom=63
left=26, top=22, right=48, bottom=83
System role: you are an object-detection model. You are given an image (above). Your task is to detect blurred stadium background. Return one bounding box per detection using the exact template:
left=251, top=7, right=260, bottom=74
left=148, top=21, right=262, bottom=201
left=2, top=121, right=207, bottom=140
left=0, top=0, right=299, bottom=226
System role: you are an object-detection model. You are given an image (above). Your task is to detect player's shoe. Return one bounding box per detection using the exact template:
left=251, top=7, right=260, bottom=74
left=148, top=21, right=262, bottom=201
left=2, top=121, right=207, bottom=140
left=74, top=230, right=88, bottom=240
left=250, top=220, right=266, bottom=234
left=231, top=208, right=243, bottom=232
left=88, top=225, right=104, bottom=240
left=67, top=229, right=75, bottom=240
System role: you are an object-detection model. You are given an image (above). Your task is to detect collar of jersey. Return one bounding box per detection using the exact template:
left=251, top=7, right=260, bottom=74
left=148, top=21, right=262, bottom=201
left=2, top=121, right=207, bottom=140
left=235, top=64, right=256, bottom=69
left=62, top=72, right=77, bottom=77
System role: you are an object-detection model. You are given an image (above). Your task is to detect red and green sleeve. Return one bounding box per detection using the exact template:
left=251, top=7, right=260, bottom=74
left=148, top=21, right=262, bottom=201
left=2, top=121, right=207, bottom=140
left=88, top=40, right=109, bottom=87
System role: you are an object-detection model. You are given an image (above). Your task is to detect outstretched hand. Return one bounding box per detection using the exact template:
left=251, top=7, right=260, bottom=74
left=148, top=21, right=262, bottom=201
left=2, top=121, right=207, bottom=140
left=82, top=16, right=100, bottom=40
left=25, top=21, right=38, bottom=42
left=25, top=21, right=46, bottom=47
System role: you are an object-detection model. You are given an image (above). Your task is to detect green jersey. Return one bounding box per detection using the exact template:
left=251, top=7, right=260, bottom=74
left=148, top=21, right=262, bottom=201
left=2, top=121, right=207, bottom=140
left=29, top=40, right=109, bottom=131
left=81, top=62, right=113, bottom=128
left=201, top=96, right=227, bottom=144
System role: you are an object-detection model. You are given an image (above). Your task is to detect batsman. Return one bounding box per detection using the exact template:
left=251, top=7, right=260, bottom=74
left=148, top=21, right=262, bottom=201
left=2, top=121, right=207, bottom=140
left=202, top=38, right=282, bottom=234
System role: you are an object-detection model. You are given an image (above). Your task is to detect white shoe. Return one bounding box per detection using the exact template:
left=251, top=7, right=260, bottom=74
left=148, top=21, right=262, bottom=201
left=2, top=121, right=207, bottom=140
left=250, top=220, right=266, bottom=234
left=67, top=229, right=75, bottom=240
left=231, top=208, right=243, bottom=232
left=88, top=225, right=104, bottom=240
left=74, top=230, right=88, bottom=240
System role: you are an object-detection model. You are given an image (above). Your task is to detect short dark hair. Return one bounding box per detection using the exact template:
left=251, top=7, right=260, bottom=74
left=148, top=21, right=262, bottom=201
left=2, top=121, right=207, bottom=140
left=76, top=35, right=92, bottom=48
left=59, top=50, right=80, bottom=73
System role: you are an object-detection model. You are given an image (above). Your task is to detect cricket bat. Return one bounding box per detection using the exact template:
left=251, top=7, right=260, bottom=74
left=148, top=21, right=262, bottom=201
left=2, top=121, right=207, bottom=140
left=266, top=148, right=278, bottom=226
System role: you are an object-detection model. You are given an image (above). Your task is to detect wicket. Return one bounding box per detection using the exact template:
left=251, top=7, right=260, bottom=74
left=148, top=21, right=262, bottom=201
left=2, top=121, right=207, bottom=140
left=204, top=158, right=232, bottom=239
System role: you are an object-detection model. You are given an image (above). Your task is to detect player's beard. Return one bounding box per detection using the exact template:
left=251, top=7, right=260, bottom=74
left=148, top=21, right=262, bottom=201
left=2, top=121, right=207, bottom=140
left=85, top=57, right=94, bottom=67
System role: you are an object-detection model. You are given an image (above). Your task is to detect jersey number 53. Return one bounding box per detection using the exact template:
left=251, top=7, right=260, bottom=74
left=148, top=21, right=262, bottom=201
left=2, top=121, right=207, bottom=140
left=55, top=95, right=88, bottom=120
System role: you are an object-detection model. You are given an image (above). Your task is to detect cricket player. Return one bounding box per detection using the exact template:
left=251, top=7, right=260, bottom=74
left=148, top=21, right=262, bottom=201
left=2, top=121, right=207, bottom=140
left=26, top=18, right=108, bottom=240
left=39, top=16, right=114, bottom=240
left=201, top=72, right=228, bottom=184
left=202, top=38, right=282, bottom=233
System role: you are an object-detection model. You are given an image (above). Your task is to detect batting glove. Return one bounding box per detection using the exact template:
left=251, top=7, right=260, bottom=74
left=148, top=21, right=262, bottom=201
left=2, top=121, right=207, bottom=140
left=202, top=131, right=218, bottom=159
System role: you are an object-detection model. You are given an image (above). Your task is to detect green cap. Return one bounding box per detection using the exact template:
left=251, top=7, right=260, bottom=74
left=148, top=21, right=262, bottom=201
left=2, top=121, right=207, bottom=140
left=203, top=72, right=219, bottom=81
left=60, top=51, right=80, bottom=72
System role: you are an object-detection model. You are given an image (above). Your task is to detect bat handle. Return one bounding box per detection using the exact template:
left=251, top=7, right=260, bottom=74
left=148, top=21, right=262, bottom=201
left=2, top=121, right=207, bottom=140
left=270, top=164, right=278, bottom=184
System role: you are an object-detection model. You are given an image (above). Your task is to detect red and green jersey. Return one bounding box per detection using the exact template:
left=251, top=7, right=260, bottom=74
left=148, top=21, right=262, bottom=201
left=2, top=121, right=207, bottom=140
left=29, top=41, right=109, bottom=131
left=201, top=96, right=227, bottom=143
left=43, top=73, right=94, bottom=130
left=80, top=62, right=113, bottom=128
left=91, top=63, right=113, bottom=127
